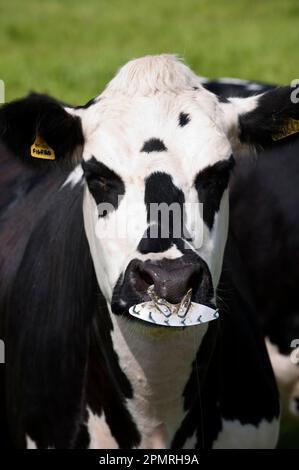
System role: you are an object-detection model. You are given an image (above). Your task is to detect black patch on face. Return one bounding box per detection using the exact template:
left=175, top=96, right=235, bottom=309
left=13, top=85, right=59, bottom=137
left=179, top=112, right=191, bottom=127
left=138, top=172, right=190, bottom=254
left=82, top=157, right=125, bottom=217
left=194, top=156, right=235, bottom=230
left=141, top=138, right=167, bottom=153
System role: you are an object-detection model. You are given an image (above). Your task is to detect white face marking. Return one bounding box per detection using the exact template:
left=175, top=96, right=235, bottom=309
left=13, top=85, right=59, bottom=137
left=212, top=418, right=279, bottom=449
left=78, top=55, right=234, bottom=304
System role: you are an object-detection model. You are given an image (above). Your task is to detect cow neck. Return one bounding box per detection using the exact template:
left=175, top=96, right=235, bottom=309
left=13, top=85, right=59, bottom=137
left=110, top=313, right=209, bottom=446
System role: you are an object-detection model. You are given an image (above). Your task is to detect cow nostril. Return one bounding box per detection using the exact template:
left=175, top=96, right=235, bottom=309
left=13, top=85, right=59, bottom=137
left=130, top=265, right=155, bottom=295
left=129, top=261, right=204, bottom=304
left=188, top=271, right=202, bottom=292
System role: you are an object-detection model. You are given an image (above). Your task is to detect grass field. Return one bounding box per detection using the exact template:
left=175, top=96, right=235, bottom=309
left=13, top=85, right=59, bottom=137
left=0, top=0, right=299, bottom=103
left=0, top=0, right=298, bottom=448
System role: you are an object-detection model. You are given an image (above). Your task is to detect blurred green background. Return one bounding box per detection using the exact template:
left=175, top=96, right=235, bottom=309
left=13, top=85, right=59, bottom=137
left=0, top=0, right=298, bottom=448
left=0, top=0, right=299, bottom=104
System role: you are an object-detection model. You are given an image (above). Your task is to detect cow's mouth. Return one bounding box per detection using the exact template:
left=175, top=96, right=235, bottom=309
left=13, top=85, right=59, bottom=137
left=111, top=253, right=215, bottom=327
left=128, top=284, right=219, bottom=327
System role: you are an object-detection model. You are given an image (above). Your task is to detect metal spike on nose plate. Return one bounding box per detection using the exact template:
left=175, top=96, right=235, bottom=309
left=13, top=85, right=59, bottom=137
left=129, top=285, right=219, bottom=327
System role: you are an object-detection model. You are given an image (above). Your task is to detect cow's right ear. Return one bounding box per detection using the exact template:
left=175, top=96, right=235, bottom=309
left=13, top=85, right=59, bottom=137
left=0, top=93, right=84, bottom=167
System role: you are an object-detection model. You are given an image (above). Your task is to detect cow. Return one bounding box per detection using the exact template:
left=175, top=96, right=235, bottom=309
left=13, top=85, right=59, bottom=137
left=202, top=78, right=299, bottom=418
left=201, top=76, right=299, bottom=423
left=3, top=53, right=299, bottom=449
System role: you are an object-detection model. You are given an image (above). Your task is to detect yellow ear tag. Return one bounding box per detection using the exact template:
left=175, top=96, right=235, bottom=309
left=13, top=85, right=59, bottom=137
left=30, top=134, right=55, bottom=160
left=272, top=118, right=299, bottom=141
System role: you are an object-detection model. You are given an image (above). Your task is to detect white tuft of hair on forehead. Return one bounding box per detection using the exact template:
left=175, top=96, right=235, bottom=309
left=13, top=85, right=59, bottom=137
left=102, top=54, right=205, bottom=97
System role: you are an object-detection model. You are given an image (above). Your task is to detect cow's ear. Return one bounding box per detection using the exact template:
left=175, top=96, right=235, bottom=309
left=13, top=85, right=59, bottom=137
left=0, top=93, right=84, bottom=167
left=222, top=86, right=299, bottom=153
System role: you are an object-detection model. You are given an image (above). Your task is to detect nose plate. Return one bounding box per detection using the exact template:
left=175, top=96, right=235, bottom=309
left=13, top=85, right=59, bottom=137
left=129, top=285, right=219, bottom=327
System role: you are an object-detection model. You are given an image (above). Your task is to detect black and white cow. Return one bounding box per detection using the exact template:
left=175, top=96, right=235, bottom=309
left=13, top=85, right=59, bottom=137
left=2, top=54, right=299, bottom=449
left=202, top=76, right=299, bottom=420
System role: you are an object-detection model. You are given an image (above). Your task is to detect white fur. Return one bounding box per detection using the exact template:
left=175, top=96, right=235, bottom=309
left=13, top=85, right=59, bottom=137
left=109, top=312, right=208, bottom=448
left=87, top=408, right=119, bottom=449
left=26, top=435, right=38, bottom=449
left=212, top=418, right=279, bottom=449
left=61, top=165, right=83, bottom=189
left=266, top=338, right=299, bottom=418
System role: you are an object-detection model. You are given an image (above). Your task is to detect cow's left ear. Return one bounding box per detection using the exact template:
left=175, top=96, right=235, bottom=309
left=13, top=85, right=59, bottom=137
left=0, top=92, right=84, bottom=167
left=221, top=86, right=299, bottom=152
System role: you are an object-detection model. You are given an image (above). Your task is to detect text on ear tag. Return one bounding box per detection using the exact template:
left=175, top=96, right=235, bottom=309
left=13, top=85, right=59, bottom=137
left=31, top=134, right=55, bottom=160
left=272, top=118, right=299, bottom=141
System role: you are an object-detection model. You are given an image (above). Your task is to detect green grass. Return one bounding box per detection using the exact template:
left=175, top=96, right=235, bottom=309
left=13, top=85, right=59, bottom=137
left=0, top=0, right=299, bottom=104
left=0, top=0, right=299, bottom=448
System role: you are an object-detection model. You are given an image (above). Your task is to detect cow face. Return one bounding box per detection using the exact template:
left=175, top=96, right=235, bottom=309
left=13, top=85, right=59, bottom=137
left=1, top=54, right=299, bottom=325
left=77, top=78, right=234, bottom=315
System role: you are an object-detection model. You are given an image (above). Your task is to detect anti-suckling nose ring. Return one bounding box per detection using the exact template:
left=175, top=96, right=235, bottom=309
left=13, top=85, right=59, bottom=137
left=129, top=285, right=219, bottom=327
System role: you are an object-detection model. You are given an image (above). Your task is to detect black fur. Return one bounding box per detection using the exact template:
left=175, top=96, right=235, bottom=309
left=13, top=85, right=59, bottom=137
left=203, top=80, right=274, bottom=100
left=0, top=150, right=138, bottom=449
left=230, top=141, right=299, bottom=355
left=0, top=93, right=84, bottom=167
left=82, top=157, right=125, bottom=216
left=194, top=156, right=235, bottom=230
left=75, top=97, right=98, bottom=110
left=239, top=86, right=299, bottom=149
left=179, top=112, right=190, bottom=127
left=138, top=172, right=189, bottom=254
left=4, top=181, right=95, bottom=448
left=204, top=76, right=299, bottom=364
left=141, top=138, right=167, bottom=153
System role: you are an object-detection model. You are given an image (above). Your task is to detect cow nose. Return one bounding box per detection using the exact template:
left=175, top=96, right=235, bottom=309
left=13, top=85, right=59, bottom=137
left=130, top=260, right=202, bottom=304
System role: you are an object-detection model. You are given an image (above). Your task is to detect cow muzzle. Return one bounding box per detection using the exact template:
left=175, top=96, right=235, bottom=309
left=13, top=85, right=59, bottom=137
left=125, top=255, right=218, bottom=327
left=129, top=284, right=219, bottom=327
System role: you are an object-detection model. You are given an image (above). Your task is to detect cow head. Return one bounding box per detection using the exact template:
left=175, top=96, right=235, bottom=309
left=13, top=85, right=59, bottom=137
left=1, top=55, right=299, bottom=327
